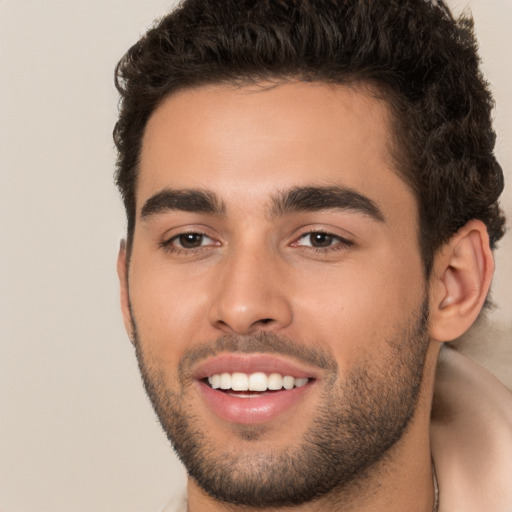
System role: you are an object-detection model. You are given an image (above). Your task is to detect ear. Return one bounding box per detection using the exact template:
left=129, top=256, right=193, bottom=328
left=429, top=220, right=494, bottom=342
left=117, top=239, right=135, bottom=344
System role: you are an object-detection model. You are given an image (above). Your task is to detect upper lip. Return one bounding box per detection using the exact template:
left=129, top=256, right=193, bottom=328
left=193, top=353, right=320, bottom=381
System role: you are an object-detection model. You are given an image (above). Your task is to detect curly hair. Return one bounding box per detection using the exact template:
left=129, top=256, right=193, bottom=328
left=114, top=0, right=505, bottom=275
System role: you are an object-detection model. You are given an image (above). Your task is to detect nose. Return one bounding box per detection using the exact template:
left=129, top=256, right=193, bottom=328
left=208, top=244, right=293, bottom=335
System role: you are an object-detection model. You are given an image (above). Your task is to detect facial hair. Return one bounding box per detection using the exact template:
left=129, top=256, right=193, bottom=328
left=131, top=298, right=430, bottom=508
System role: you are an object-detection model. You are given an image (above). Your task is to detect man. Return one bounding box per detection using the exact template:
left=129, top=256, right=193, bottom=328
left=113, top=0, right=512, bottom=510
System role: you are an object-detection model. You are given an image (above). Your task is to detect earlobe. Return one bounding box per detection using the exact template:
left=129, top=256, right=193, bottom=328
left=429, top=220, right=494, bottom=342
left=117, top=239, right=135, bottom=344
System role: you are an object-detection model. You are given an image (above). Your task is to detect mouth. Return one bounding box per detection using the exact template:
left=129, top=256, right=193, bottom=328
left=205, top=372, right=310, bottom=397
left=194, top=354, right=317, bottom=425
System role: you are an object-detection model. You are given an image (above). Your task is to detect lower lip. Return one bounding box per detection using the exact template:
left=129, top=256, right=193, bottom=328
left=198, top=381, right=313, bottom=425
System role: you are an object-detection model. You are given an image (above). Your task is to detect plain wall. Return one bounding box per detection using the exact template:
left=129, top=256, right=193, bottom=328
left=0, top=1, right=510, bottom=510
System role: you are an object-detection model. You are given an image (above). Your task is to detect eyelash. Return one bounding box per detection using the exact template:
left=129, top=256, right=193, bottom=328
left=160, top=232, right=218, bottom=255
left=292, top=231, right=354, bottom=252
left=160, top=229, right=353, bottom=256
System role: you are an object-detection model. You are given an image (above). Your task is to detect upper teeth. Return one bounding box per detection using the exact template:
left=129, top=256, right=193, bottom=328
left=208, top=372, right=309, bottom=391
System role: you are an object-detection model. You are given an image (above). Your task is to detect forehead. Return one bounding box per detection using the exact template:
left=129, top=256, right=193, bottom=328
left=138, top=81, right=416, bottom=222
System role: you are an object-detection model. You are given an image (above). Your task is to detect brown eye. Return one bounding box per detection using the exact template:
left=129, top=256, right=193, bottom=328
left=298, top=232, right=336, bottom=248
left=174, top=233, right=209, bottom=248
left=293, top=231, right=353, bottom=251
left=308, top=233, right=334, bottom=247
left=161, top=231, right=220, bottom=255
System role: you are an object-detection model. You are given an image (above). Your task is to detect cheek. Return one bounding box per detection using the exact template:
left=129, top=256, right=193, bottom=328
left=291, top=246, right=425, bottom=370
left=128, top=256, right=214, bottom=366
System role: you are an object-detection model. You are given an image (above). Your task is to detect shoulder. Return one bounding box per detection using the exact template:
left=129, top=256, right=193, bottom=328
left=451, top=316, right=512, bottom=391
left=431, top=344, right=512, bottom=511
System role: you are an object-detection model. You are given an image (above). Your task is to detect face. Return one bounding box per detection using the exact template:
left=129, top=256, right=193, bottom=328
left=121, top=82, right=432, bottom=507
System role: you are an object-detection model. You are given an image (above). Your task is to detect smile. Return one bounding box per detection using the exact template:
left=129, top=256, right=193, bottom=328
left=207, top=372, right=309, bottom=395
left=195, top=354, right=317, bottom=424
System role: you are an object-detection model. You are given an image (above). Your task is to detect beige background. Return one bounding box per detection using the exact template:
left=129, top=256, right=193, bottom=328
left=0, top=1, right=510, bottom=511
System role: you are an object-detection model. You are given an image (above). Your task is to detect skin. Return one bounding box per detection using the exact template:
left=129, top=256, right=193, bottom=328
left=118, top=81, right=494, bottom=511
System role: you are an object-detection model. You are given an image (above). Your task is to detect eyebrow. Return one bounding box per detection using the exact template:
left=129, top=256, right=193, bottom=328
left=140, top=188, right=225, bottom=219
left=140, top=185, right=384, bottom=223
left=271, top=186, right=385, bottom=222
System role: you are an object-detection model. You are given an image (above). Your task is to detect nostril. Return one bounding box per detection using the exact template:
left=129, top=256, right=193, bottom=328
left=258, top=318, right=274, bottom=325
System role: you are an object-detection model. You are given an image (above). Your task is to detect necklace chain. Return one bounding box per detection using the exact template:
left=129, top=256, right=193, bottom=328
left=432, top=461, right=439, bottom=512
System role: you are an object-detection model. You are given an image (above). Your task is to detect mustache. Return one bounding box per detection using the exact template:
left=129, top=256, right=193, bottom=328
left=178, top=331, right=338, bottom=378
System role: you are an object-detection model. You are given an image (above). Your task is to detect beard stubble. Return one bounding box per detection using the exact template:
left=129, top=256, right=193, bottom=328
left=131, top=298, right=430, bottom=508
